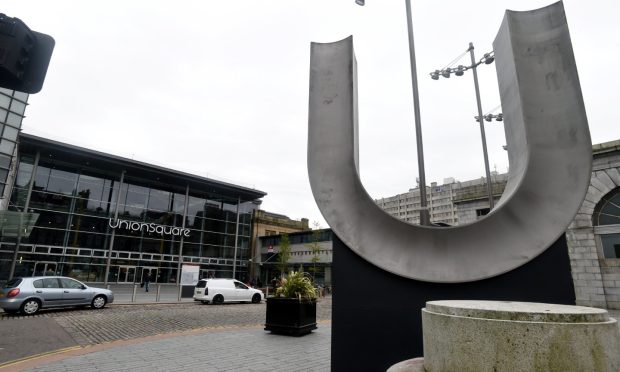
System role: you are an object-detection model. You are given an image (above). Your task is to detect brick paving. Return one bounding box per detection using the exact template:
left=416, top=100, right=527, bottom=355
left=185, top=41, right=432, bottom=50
left=23, top=325, right=331, bottom=372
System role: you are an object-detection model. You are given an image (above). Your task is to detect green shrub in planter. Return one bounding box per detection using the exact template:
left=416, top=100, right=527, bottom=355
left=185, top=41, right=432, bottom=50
left=275, top=271, right=317, bottom=300
left=265, top=271, right=318, bottom=336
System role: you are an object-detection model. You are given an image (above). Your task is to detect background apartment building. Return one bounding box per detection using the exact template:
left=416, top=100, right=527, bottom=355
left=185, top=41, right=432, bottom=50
left=375, top=141, right=620, bottom=309
left=375, top=174, right=506, bottom=226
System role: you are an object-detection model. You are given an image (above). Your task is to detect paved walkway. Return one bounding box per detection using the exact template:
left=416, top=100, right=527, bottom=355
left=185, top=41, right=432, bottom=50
left=8, top=322, right=331, bottom=372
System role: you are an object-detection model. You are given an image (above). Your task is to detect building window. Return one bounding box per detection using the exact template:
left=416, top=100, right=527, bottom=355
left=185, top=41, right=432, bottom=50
left=600, top=234, right=620, bottom=258
left=593, top=187, right=620, bottom=258
left=476, top=208, right=490, bottom=217
left=593, top=187, right=620, bottom=226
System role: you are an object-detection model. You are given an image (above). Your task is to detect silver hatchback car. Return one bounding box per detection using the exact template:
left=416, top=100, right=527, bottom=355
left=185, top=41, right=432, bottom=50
left=0, top=276, right=114, bottom=315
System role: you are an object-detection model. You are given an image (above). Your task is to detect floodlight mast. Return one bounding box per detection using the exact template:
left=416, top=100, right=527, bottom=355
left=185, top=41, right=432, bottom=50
left=356, top=0, right=430, bottom=225
left=430, top=44, right=499, bottom=211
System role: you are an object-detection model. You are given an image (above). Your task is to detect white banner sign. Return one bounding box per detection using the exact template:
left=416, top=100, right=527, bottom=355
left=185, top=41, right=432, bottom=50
left=181, top=264, right=200, bottom=286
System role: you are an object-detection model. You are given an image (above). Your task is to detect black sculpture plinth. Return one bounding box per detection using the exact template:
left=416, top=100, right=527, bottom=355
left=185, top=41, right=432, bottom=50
left=331, top=234, right=575, bottom=371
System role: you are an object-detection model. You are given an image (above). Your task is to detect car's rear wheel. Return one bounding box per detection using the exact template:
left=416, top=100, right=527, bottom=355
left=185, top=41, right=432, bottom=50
left=212, top=294, right=224, bottom=305
left=21, top=299, right=41, bottom=315
left=251, top=294, right=261, bottom=304
left=91, top=295, right=107, bottom=309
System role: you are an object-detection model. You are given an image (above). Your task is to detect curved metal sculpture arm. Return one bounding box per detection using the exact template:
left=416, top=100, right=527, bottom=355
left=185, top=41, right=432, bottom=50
left=307, top=2, right=591, bottom=283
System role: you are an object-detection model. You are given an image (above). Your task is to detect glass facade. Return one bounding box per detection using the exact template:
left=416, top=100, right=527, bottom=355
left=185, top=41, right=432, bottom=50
left=0, top=141, right=262, bottom=284
left=260, top=230, right=332, bottom=247
left=258, top=229, right=333, bottom=288
left=0, top=88, right=28, bottom=203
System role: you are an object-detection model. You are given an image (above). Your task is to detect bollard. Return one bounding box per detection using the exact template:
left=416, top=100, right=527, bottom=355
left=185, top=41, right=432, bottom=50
left=132, top=284, right=137, bottom=302
left=106, top=284, right=110, bottom=290
left=156, top=284, right=161, bottom=302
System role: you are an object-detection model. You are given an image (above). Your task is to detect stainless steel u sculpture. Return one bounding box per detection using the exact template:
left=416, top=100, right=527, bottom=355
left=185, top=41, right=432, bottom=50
left=307, top=2, right=592, bottom=283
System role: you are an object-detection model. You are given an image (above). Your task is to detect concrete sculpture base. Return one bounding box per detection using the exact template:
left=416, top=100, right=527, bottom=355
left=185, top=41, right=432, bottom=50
left=389, top=300, right=620, bottom=372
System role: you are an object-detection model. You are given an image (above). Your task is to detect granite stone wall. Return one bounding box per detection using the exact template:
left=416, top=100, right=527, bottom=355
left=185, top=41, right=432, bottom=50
left=566, top=142, right=620, bottom=309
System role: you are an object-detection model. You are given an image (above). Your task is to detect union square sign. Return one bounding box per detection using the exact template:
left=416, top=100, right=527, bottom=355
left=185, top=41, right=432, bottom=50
left=108, top=218, right=190, bottom=237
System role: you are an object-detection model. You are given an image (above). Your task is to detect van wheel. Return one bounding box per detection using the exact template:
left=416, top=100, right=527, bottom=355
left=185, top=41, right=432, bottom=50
left=251, top=294, right=261, bottom=304
left=212, top=295, right=224, bottom=305
left=201, top=300, right=208, bottom=304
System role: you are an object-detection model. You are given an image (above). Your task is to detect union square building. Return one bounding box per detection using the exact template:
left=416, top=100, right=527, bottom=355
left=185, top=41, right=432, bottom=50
left=0, top=132, right=266, bottom=285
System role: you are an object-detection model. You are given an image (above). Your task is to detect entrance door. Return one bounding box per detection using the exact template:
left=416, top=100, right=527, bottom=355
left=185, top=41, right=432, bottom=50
left=140, top=267, right=158, bottom=284
left=34, top=261, right=57, bottom=276
left=117, top=266, right=136, bottom=283
left=200, top=269, right=211, bottom=280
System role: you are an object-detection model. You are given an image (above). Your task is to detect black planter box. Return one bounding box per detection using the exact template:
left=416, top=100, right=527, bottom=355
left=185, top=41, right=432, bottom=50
left=264, top=297, right=317, bottom=336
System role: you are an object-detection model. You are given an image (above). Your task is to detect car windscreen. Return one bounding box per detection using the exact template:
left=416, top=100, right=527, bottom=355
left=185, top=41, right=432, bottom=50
left=3, top=278, right=22, bottom=288
left=195, top=280, right=207, bottom=288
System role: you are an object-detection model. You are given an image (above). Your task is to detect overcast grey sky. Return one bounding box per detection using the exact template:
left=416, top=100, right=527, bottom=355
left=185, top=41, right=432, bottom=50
left=4, top=1, right=619, bottom=227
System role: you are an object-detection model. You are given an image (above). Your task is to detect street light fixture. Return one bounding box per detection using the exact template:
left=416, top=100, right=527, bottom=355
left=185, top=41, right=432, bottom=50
left=483, top=53, right=495, bottom=64
left=475, top=113, right=503, bottom=122
left=430, top=43, right=497, bottom=210
left=356, top=0, right=430, bottom=225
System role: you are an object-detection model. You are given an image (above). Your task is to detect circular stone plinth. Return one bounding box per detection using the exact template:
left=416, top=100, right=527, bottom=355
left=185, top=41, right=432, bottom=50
left=422, top=300, right=620, bottom=372
left=387, top=357, right=425, bottom=372
left=426, top=300, right=610, bottom=323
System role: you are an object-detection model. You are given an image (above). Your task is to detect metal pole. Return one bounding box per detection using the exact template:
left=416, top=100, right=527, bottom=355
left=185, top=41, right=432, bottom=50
left=232, top=196, right=241, bottom=279
left=176, top=185, right=190, bottom=288
left=404, top=0, right=430, bottom=225
left=9, top=151, right=39, bottom=279
left=468, top=42, right=494, bottom=210
left=249, top=210, right=258, bottom=279
left=104, top=170, right=125, bottom=286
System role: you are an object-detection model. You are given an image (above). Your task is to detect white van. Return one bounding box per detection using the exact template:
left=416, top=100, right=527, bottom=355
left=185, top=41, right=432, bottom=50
left=193, top=278, right=263, bottom=305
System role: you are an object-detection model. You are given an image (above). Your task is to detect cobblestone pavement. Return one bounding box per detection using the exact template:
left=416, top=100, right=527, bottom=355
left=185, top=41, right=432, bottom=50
left=1, top=298, right=332, bottom=372
left=1, top=297, right=332, bottom=347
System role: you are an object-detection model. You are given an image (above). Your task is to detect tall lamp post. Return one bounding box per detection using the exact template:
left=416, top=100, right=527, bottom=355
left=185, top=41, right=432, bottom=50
left=356, top=0, right=430, bottom=225
left=430, top=43, right=498, bottom=210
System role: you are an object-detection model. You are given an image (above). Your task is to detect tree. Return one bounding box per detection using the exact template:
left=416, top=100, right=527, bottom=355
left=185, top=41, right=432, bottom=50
left=277, top=233, right=291, bottom=277
left=307, top=222, right=322, bottom=282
